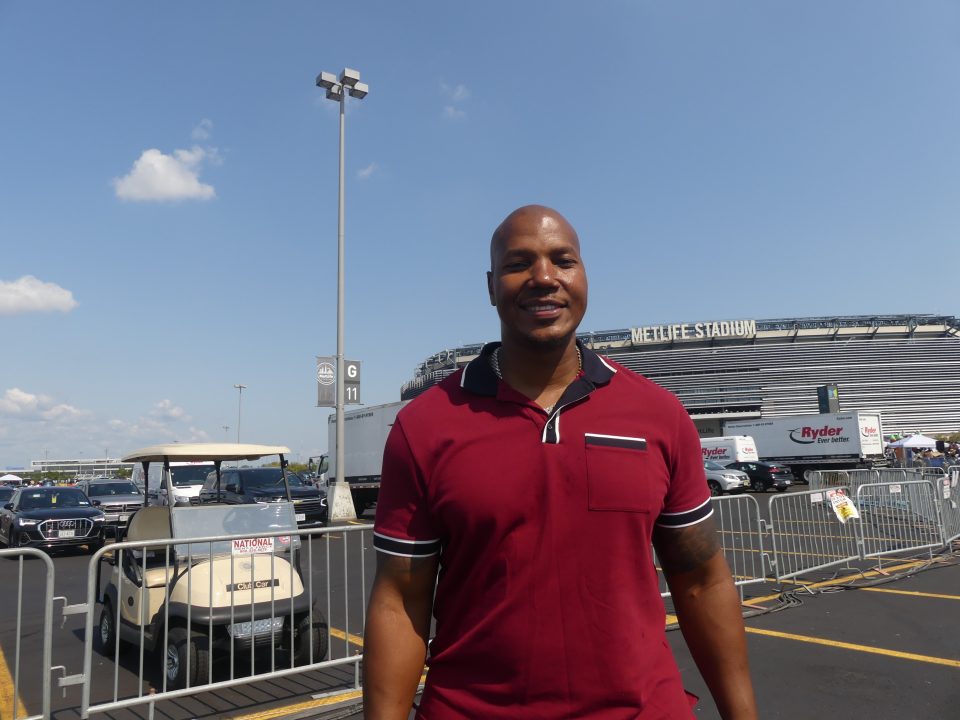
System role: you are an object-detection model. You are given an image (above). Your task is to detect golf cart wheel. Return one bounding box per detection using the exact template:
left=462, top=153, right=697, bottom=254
left=293, top=614, right=328, bottom=666
left=707, top=481, right=722, bottom=497
left=751, top=478, right=764, bottom=493
left=96, top=602, right=118, bottom=655
left=165, top=626, right=210, bottom=689
left=775, top=486, right=788, bottom=493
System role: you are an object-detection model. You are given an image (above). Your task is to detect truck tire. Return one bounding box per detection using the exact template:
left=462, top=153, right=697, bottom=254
left=165, top=627, right=210, bottom=689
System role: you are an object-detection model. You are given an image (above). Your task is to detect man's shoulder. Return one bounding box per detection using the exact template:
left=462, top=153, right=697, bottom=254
left=396, top=369, right=468, bottom=424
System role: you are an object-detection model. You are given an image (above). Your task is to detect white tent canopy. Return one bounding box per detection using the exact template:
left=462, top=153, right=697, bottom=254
left=888, top=434, right=938, bottom=449
left=0, top=473, right=23, bottom=483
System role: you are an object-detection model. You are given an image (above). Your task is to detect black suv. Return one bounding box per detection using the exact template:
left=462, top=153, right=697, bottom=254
left=0, top=486, right=106, bottom=553
left=75, top=478, right=145, bottom=538
left=197, top=468, right=327, bottom=527
left=725, top=461, right=794, bottom=492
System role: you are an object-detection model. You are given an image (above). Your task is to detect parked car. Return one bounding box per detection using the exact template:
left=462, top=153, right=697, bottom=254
left=703, top=460, right=749, bottom=496
left=99, top=443, right=328, bottom=689
left=725, top=461, right=794, bottom=493
left=198, top=468, right=327, bottom=527
left=0, top=486, right=105, bottom=553
left=134, top=461, right=215, bottom=506
left=75, top=478, right=145, bottom=537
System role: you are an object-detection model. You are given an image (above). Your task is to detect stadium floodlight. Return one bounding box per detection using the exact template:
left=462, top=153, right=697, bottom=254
left=315, top=68, right=370, bottom=496
left=339, top=68, right=361, bottom=87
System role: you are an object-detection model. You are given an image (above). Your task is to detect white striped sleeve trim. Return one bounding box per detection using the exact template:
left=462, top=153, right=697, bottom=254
left=655, top=497, right=714, bottom=529
left=373, top=531, right=441, bottom=557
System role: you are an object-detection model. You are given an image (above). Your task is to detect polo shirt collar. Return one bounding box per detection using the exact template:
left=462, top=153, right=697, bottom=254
left=460, top=340, right=616, bottom=398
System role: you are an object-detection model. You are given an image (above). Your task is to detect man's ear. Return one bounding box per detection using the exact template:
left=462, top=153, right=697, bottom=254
left=486, top=271, right=496, bottom=306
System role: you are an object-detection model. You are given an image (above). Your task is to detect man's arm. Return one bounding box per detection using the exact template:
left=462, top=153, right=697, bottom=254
left=653, top=517, right=758, bottom=720
left=363, top=551, right=439, bottom=720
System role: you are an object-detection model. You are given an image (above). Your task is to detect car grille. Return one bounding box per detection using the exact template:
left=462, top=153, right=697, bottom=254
left=39, top=518, right=94, bottom=539
left=100, top=502, right=143, bottom=513
left=293, top=498, right=325, bottom=515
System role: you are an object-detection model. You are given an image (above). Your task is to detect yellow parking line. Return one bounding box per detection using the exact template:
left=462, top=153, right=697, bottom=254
left=0, top=644, right=28, bottom=720
left=329, top=627, right=365, bottom=648
left=745, top=627, right=960, bottom=668
left=859, top=587, right=960, bottom=601
left=225, top=672, right=427, bottom=720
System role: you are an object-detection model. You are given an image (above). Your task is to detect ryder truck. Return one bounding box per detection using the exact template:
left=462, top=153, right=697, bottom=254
left=323, top=400, right=409, bottom=516
left=723, top=411, right=886, bottom=480
left=700, top=436, right=760, bottom=464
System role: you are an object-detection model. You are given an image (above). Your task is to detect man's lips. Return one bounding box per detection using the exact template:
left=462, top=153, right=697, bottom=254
left=520, top=300, right=566, bottom=317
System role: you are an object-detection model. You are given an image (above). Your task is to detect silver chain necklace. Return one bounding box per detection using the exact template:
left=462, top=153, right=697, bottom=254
left=490, top=346, right=582, bottom=414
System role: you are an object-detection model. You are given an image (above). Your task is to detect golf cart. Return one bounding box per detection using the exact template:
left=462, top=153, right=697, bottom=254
left=97, top=443, right=328, bottom=690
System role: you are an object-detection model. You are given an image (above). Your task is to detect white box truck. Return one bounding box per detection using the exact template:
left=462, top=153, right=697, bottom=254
left=700, top=436, right=760, bottom=464
left=323, top=401, right=409, bottom=515
left=723, top=411, right=886, bottom=480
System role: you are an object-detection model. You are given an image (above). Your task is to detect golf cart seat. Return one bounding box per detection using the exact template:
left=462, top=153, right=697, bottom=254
left=125, top=506, right=176, bottom=587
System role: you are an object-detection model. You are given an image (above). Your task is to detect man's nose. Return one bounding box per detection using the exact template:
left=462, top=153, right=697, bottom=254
left=529, top=258, right=559, bottom=286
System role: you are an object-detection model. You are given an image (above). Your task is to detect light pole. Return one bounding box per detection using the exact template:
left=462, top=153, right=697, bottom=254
left=222, top=425, right=230, bottom=441
left=315, top=68, right=369, bottom=485
left=233, top=384, right=246, bottom=445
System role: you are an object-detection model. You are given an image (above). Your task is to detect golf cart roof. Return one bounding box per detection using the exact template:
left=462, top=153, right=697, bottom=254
left=122, top=443, right=292, bottom=463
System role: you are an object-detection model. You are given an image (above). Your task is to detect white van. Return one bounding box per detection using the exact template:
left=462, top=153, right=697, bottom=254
left=131, top=461, right=214, bottom=506
left=700, top=436, right=759, bottom=465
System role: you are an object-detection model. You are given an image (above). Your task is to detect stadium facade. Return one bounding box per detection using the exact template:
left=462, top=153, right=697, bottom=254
left=400, top=314, right=960, bottom=437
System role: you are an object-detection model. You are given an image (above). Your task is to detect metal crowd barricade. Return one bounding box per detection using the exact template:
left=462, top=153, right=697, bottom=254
left=710, top=494, right=768, bottom=594
left=807, top=470, right=850, bottom=491
left=943, top=467, right=960, bottom=544
left=768, top=487, right=860, bottom=582
left=0, top=548, right=56, bottom=720
left=62, top=521, right=374, bottom=719
left=855, top=479, right=943, bottom=559
left=659, top=494, right=767, bottom=598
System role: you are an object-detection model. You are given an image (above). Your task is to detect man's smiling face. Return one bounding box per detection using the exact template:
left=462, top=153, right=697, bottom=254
left=487, top=207, right=588, bottom=350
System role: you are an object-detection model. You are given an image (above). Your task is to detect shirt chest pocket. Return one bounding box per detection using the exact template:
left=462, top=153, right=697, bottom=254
left=584, top=433, right=652, bottom=513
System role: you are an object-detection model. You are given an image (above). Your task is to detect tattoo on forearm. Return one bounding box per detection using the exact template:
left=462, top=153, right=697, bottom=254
left=653, top=517, right=721, bottom=575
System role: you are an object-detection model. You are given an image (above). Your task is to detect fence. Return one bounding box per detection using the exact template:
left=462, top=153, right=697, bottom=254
left=0, top=548, right=56, bottom=720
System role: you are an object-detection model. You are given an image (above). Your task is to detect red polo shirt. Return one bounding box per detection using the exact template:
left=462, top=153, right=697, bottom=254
left=374, top=342, right=712, bottom=719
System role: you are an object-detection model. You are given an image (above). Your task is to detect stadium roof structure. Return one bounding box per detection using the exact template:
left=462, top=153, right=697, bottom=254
left=401, top=314, right=960, bottom=436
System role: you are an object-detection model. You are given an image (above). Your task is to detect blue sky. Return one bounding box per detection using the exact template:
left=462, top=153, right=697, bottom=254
left=2, top=2, right=958, bottom=469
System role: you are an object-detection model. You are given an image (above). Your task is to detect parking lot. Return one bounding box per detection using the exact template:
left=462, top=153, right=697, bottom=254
left=2, top=479, right=958, bottom=720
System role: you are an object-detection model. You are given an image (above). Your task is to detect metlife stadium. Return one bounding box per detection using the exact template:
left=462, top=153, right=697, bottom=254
left=400, top=314, right=960, bottom=437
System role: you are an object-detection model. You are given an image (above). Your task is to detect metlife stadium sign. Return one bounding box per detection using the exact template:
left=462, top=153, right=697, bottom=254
left=630, top=319, right=757, bottom=344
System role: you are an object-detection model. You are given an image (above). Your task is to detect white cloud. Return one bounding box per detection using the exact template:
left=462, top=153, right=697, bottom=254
left=0, top=276, right=77, bottom=315
left=192, top=118, right=213, bottom=141
left=151, top=399, right=190, bottom=422
left=0, top=388, right=88, bottom=422
left=441, top=82, right=471, bottom=102
left=440, top=82, right=470, bottom=119
left=357, top=162, right=378, bottom=180
left=113, top=146, right=216, bottom=201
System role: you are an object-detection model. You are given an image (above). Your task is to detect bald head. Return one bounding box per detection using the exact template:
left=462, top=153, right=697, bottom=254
left=490, top=205, right=580, bottom=270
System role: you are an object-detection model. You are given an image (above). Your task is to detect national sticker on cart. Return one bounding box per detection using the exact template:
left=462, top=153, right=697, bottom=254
left=232, top=537, right=275, bottom=554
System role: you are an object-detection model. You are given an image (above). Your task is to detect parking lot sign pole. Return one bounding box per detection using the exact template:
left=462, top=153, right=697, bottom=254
left=316, top=68, right=369, bottom=490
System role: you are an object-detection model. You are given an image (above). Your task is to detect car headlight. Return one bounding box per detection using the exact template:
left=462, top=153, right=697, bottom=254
left=722, top=474, right=741, bottom=481
left=92, top=516, right=105, bottom=522
left=17, top=518, right=37, bottom=526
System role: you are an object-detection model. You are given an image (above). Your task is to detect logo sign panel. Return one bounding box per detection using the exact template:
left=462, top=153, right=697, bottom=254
left=316, top=357, right=361, bottom=407
left=232, top=537, right=275, bottom=555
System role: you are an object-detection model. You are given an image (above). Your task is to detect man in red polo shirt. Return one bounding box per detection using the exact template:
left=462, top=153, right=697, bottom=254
left=364, top=205, right=757, bottom=719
